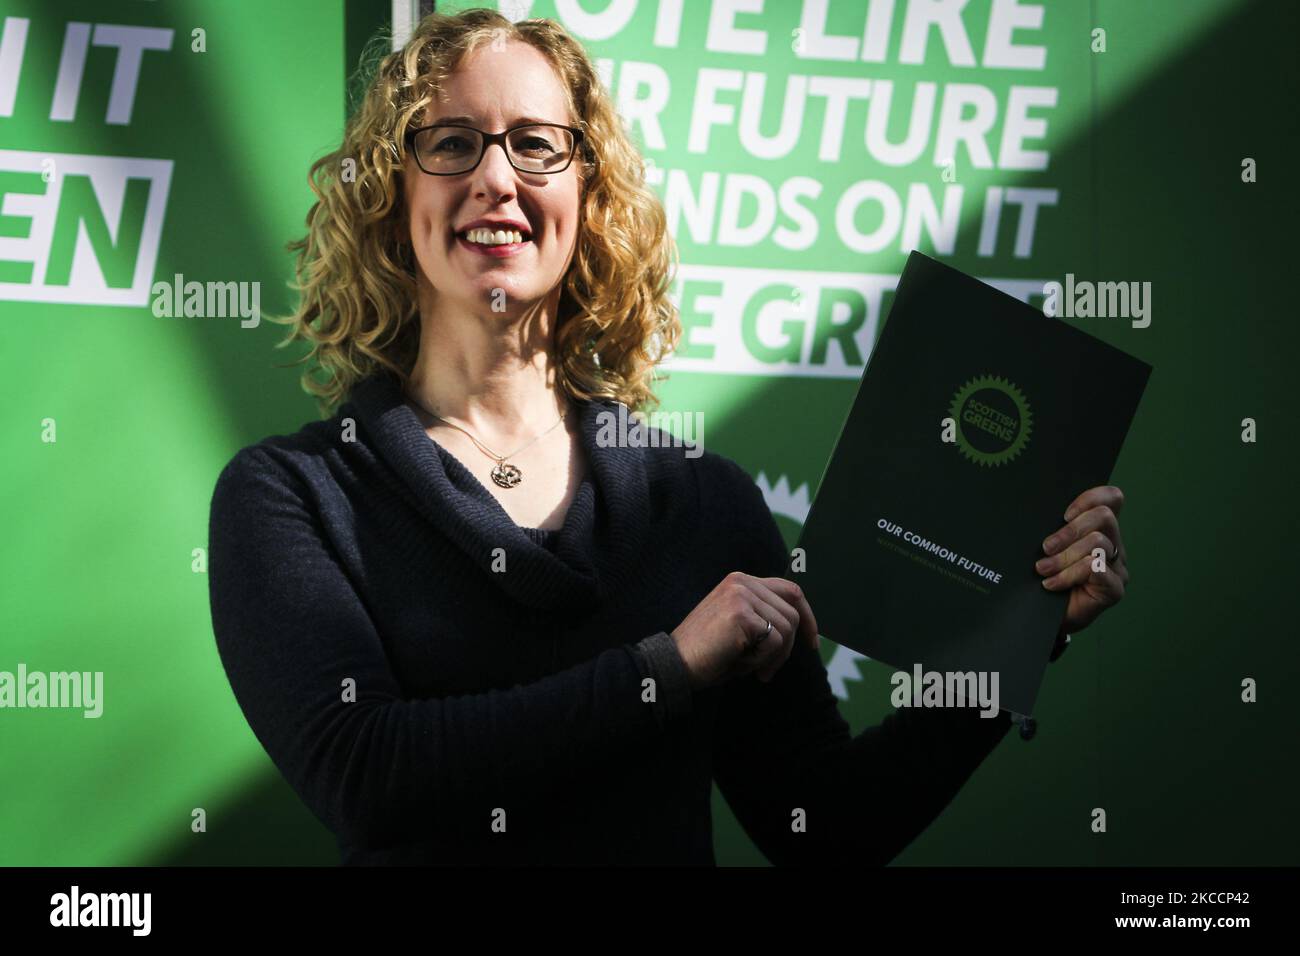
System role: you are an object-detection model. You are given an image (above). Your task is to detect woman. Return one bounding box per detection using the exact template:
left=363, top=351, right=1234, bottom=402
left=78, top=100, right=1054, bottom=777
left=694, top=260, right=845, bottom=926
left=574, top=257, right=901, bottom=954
left=208, top=8, right=1130, bottom=866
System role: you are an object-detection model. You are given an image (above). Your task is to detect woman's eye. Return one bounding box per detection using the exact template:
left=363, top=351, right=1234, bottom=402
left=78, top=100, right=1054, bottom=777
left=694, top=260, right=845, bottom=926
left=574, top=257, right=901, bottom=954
left=429, top=136, right=471, bottom=153
left=518, top=137, right=557, bottom=154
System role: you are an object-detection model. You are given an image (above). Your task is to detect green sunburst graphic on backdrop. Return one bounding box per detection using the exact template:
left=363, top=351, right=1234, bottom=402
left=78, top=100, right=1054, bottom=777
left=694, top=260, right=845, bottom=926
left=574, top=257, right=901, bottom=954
left=947, top=374, right=1033, bottom=467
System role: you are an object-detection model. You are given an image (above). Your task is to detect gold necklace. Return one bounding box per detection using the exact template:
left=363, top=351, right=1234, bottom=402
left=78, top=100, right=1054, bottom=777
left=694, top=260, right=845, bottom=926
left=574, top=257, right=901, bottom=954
left=408, top=392, right=568, bottom=489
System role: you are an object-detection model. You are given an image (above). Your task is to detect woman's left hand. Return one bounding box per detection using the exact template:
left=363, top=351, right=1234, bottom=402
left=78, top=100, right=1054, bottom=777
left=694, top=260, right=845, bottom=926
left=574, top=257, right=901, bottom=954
left=1034, top=485, right=1128, bottom=634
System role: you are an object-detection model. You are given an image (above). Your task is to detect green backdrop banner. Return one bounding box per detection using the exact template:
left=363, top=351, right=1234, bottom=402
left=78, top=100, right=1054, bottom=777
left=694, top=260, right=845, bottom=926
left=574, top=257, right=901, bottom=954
left=1, top=0, right=1294, bottom=867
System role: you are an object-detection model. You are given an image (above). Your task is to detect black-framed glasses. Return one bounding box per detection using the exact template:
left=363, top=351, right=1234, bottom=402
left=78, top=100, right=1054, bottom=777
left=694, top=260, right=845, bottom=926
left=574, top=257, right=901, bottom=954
left=404, top=123, right=585, bottom=176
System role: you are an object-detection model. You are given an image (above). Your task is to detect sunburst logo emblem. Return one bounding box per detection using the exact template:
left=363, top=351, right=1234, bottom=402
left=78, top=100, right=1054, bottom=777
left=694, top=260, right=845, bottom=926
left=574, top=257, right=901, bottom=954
left=754, top=471, right=811, bottom=524
left=947, top=374, right=1033, bottom=467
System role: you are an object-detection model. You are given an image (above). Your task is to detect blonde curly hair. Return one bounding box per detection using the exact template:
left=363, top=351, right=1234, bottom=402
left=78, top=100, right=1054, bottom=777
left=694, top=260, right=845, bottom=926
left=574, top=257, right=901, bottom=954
left=271, top=7, right=681, bottom=417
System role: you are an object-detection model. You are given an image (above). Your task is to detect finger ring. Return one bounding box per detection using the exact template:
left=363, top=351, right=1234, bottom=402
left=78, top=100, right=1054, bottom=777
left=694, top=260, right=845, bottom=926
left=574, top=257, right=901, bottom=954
left=750, top=618, right=772, bottom=650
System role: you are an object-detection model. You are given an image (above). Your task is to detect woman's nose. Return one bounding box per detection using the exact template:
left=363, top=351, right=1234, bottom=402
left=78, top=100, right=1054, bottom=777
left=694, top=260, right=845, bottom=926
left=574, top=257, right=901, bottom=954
left=472, top=141, right=519, bottom=198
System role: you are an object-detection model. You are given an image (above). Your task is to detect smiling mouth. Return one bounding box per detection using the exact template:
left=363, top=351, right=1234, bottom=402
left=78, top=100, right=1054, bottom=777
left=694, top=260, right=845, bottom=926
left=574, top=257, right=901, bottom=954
left=457, top=226, right=532, bottom=246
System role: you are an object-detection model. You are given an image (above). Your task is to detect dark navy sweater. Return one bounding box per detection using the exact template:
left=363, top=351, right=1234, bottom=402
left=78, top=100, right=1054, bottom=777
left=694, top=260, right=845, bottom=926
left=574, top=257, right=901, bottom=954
left=207, top=369, right=1012, bottom=865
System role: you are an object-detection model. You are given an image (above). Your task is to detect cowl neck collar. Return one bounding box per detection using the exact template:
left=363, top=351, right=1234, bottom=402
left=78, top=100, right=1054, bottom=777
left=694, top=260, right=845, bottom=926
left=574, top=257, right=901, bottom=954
left=345, top=369, right=651, bottom=612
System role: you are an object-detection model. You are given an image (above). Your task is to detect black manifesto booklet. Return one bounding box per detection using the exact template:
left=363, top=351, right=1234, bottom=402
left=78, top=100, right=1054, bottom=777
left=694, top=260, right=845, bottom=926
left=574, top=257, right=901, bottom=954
left=793, top=252, right=1152, bottom=716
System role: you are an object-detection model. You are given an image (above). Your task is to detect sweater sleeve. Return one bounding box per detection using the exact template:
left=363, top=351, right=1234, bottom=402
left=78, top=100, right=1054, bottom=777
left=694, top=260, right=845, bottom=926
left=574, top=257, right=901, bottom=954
left=207, top=447, right=685, bottom=851
left=709, top=459, right=1012, bottom=866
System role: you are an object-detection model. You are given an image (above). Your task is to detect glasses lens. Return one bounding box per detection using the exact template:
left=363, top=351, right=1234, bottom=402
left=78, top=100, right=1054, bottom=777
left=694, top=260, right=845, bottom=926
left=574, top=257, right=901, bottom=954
left=412, top=125, right=576, bottom=174
left=413, top=127, right=484, bottom=174
left=507, top=125, right=575, bottom=172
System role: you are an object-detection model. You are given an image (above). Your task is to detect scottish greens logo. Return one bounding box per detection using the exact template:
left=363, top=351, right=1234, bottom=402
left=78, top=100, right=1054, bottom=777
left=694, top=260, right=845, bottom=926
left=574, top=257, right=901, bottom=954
left=947, top=374, right=1032, bottom=467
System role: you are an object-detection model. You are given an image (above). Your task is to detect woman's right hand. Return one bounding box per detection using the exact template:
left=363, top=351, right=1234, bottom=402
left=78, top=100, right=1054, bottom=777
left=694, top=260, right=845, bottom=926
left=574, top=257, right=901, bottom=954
left=669, top=572, right=820, bottom=691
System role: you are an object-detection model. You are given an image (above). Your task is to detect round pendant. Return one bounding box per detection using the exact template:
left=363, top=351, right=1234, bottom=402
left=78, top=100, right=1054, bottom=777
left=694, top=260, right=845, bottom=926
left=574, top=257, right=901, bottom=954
left=491, top=461, right=522, bottom=488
